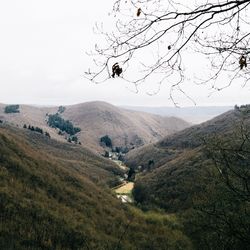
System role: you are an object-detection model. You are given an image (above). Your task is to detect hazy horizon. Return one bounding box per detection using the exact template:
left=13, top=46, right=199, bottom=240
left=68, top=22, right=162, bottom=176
left=0, top=99, right=235, bottom=108
left=0, top=0, right=249, bottom=107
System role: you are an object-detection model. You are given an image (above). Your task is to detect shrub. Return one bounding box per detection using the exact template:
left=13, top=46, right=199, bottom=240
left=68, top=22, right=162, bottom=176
left=58, top=106, right=66, bottom=114
left=45, top=132, right=50, bottom=138
left=71, top=136, right=78, bottom=143
left=4, top=105, right=20, bottom=114
left=100, top=135, right=112, bottom=148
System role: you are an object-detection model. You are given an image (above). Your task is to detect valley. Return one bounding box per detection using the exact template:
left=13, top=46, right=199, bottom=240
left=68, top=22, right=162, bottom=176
left=0, top=102, right=249, bottom=249
left=106, top=150, right=135, bottom=203
left=0, top=122, right=191, bottom=249
left=115, top=182, right=134, bottom=203
left=1, top=1, right=249, bottom=249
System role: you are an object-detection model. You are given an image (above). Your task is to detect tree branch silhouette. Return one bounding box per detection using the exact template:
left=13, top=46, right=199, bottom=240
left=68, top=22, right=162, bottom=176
left=86, top=0, right=250, bottom=104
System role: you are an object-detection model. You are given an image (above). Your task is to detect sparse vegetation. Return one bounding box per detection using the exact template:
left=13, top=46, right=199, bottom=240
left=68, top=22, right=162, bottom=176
left=23, top=124, right=51, bottom=138
left=103, top=151, right=109, bottom=158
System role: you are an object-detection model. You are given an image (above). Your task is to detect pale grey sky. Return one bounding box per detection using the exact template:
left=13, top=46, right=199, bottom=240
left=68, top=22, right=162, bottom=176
left=0, top=0, right=249, bottom=107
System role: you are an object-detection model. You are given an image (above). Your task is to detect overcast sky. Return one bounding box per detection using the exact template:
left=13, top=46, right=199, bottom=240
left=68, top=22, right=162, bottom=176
left=0, top=0, right=249, bottom=107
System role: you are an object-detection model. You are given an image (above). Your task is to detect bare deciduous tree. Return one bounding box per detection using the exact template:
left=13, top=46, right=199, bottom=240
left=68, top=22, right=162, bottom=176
left=205, top=108, right=250, bottom=202
left=86, top=0, right=250, bottom=104
left=187, top=108, right=250, bottom=249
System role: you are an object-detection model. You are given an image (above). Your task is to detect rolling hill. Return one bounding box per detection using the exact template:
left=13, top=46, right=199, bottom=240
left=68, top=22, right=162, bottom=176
left=125, top=108, right=244, bottom=171
left=122, top=105, right=232, bottom=124
left=0, top=101, right=190, bottom=152
left=125, top=105, right=250, bottom=249
left=61, top=101, right=190, bottom=151
left=0, top=123, right=191, bottom=249
left=125, top=105, right=250, bottom=211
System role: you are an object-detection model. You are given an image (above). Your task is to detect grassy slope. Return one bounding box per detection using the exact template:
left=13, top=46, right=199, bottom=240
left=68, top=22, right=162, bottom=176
left=125, top=110, right=237, bottom=168
left=63, top=101, right=190, bottom=152
left=0, top=101, right=190, bottom=152
left=0, top=124, right=191, bottom=250
left=127, top=108, right=250, bottom=212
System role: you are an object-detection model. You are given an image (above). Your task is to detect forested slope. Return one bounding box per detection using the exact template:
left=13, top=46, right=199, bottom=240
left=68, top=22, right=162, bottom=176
left=0, top=124, right=191, bottom=249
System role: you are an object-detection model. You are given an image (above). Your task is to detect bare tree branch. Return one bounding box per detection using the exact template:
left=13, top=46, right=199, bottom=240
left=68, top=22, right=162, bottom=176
left=86, top=0, right=250, bottom=104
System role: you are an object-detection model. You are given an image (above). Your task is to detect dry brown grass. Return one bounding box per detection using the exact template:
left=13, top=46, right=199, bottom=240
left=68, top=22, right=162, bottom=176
left=115, top=182, right=134, bottom=194
left=0, top=101, right=190, bottom=153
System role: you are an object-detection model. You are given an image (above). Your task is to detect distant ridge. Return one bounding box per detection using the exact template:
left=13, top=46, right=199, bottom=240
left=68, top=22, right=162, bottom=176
left=121, top=105, right=232, bottom=124
left=0, top=101, right=190, bottom=152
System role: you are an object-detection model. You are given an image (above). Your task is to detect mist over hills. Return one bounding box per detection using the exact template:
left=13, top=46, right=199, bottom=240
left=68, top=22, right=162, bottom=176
left=0, top=101, right=190, bottom=152
left=122, top=105, right=232, bottom=124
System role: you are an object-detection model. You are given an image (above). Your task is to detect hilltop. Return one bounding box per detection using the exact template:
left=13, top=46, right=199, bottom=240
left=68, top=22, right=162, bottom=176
left=125, top=108, right=241, bottom=171
left=122, top=105, right=232, bottom=124
left=0, top=101, right=190, bottom=152
left=61, top=101, right=190, bottom=151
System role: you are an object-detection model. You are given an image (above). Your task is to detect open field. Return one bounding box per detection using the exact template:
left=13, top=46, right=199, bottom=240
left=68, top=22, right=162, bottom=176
left=115, top=182, right=134, bottom=194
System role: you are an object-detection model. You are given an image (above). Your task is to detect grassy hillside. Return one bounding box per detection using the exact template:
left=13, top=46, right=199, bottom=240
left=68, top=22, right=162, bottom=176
left=0, top=124, right=191, bottom=249
left=125, top=109, right=241, bottom=169
left=0, top=124, right=124, bottom=187
left=126, top=106, right=250, bottom=249
left=127, top=107, right=250, bottom=211
left=62, top=101, right=190, bottom=152
left=132, top=148, right=208, bottom=212
left=0, top=101, right=190, bottom=152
